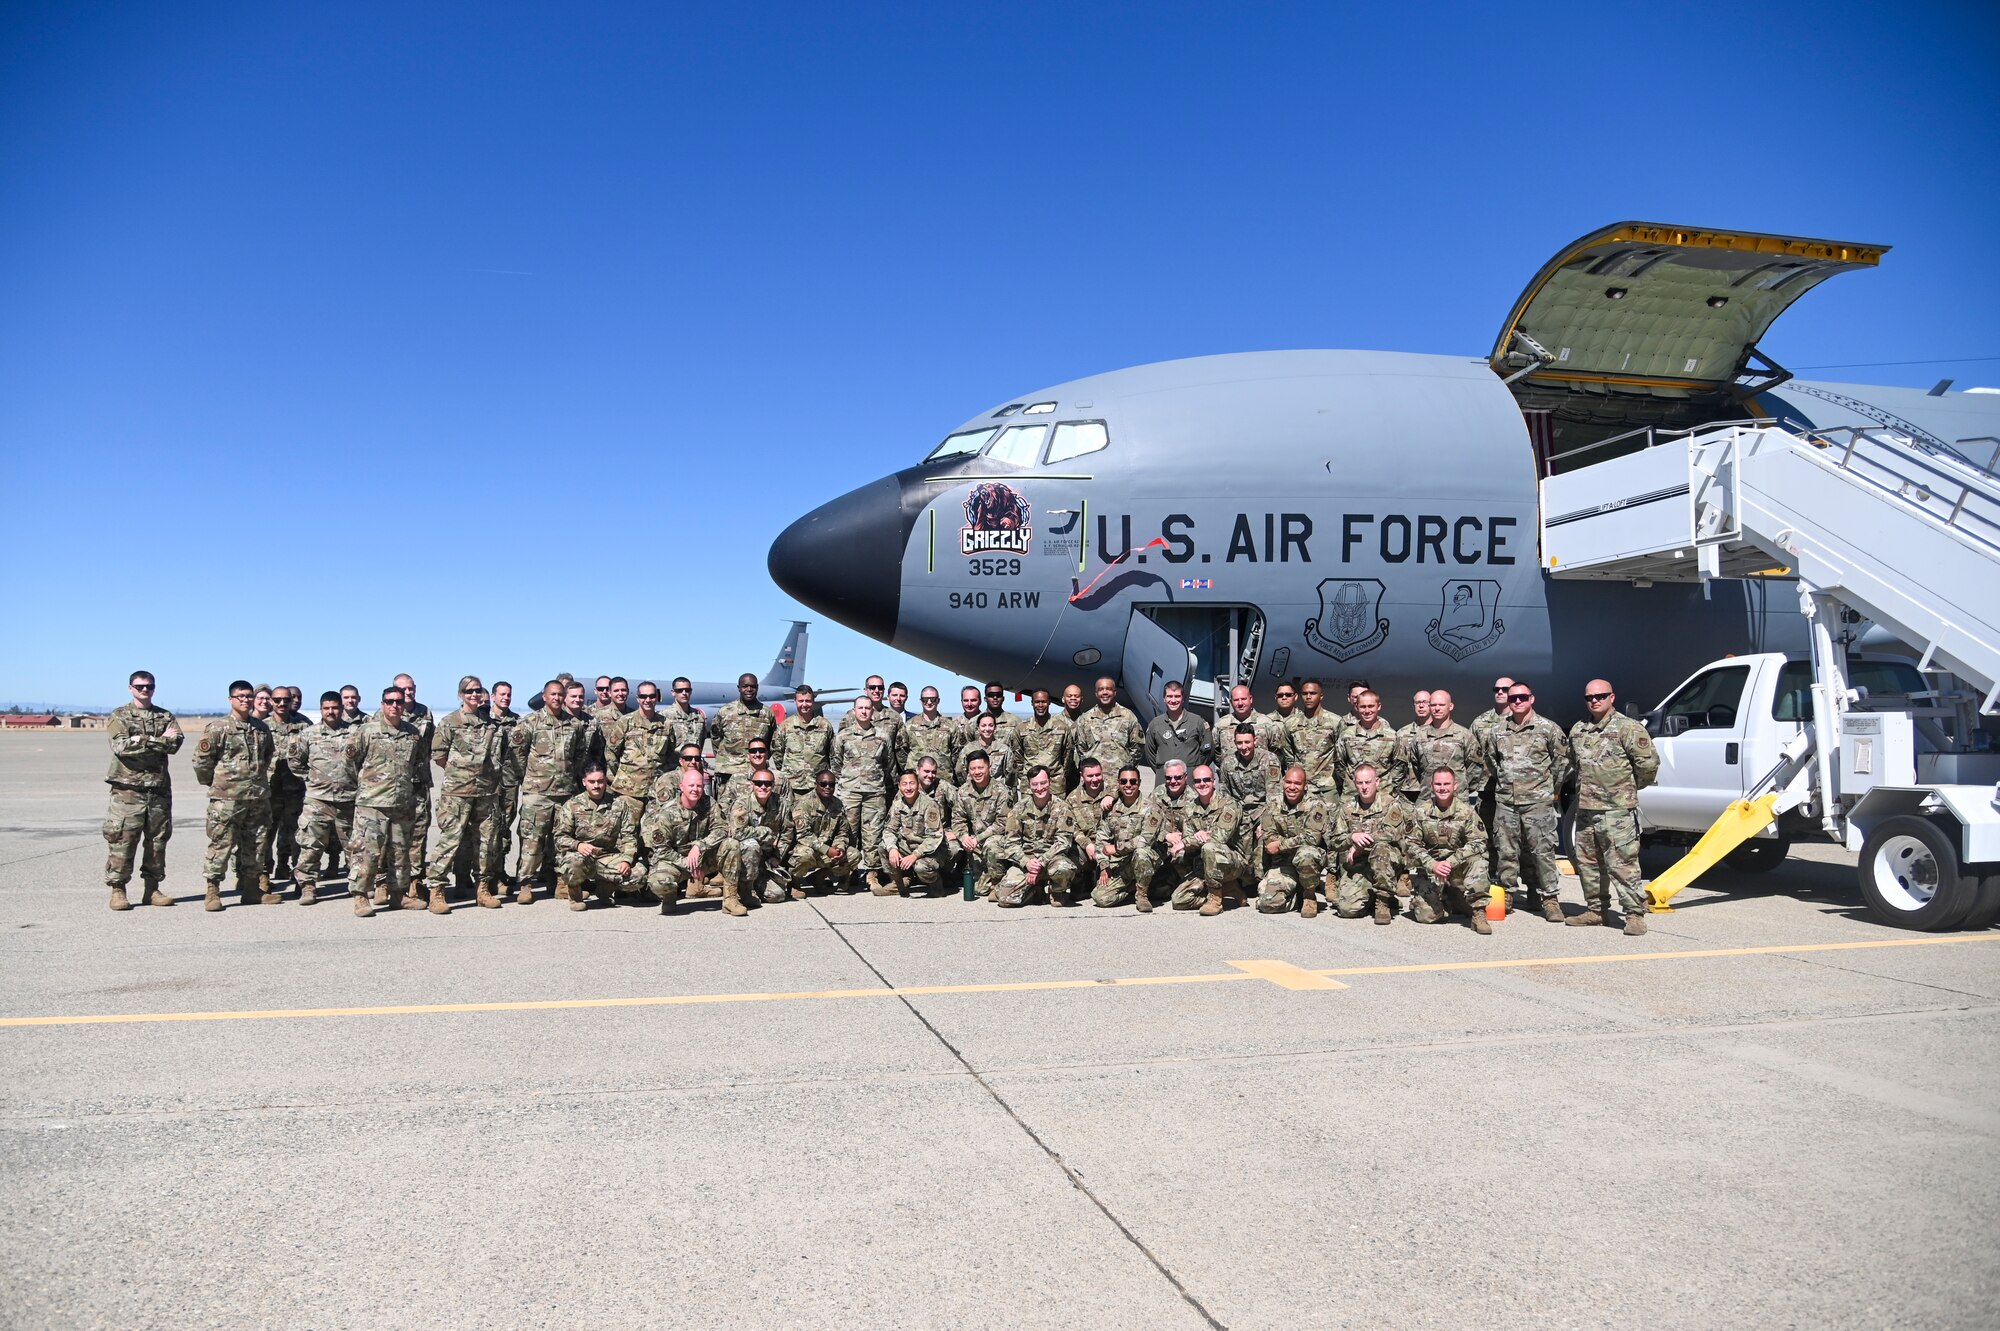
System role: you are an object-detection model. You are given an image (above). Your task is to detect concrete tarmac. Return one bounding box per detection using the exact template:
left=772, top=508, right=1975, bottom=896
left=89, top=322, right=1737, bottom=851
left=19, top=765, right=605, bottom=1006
left=3, top=732, right=1996, bottom=1329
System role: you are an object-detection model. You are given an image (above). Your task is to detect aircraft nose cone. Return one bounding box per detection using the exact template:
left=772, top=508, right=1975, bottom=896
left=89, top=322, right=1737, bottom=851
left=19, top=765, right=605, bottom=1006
left=768, top=476, right=906, bottom=645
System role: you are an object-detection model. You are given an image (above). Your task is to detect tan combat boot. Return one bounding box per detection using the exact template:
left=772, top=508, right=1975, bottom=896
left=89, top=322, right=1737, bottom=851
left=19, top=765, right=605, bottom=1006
left=567, top=883, right=589, bottom=911
left=428, top=888, right=450, bottom=915
left=109, top=886, right=132, bottom=911
left=260, top=873, right=283, bottom=904
left=688, top=881, right=720, bottom=899
left=1300, top=893, right=1319, bottom=919
left=1566, top=908, right=1602, bottom=927
left=1373, top=897, right=1392, bottom=926
left=721, top=885, right=748, bottom=917
left=867, top=871, right=898, bottom=897
left=515, top=882, right=535, bottom=905
left=142, top=880, right=174, bottom=907
left=1471, top=911, right=1492, bottom=935
left=554, top=881, right=571, bottom=901
left=1623, top=913, right=1647, bottom=936
left=1198, top=882, right=1224, bottom=916
left=353, top=891, right=374, bottom=917
left=204, top=882, right=223, bottom=911
left=372, top=884, right=390, bottom=907
left=476, top=882, right=501, bottom=909
left=1134, top=883, right=1153, bottom=914
left=299, top=883, right=317, bottom=906
left=399, top=889, right=424, bottom=912
left=1541, top=898, right=1566, bottom=923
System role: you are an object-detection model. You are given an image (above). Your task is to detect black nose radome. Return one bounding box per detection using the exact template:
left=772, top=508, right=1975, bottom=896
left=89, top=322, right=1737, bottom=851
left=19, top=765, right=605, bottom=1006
left=768, top=476, right=906, bottom=646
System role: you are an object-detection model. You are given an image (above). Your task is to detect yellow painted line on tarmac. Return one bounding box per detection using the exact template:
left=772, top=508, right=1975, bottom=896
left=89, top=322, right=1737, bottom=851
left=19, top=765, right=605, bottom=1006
left=2, top=935, right=1995, bottom=1030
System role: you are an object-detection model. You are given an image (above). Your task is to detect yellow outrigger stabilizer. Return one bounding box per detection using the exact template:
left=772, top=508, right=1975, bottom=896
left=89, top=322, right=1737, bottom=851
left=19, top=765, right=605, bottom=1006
left=1645, top=794, right=1782, bottom=913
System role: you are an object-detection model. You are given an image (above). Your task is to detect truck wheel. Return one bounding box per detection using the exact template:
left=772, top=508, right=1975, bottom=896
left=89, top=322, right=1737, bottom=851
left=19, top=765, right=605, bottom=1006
left=1723, top=836, right=1789, bottom=873
left=1856, top=816, right=1973, bottom=931
left=1958, top=868, right=2000, bottom=931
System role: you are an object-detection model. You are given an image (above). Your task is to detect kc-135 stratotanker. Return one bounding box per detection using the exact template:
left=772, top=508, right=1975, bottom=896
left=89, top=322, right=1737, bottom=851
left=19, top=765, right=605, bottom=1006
left=769, top=222, right=2000, bottom=727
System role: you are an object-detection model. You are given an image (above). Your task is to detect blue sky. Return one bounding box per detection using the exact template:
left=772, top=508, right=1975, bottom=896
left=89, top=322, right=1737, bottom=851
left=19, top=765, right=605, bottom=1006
left=3, top=1, right=1995, bottom=711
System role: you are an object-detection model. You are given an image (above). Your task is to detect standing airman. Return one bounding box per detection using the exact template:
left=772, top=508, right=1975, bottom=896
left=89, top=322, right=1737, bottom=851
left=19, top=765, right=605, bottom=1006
left=347, top=685, right=427, bottom=916
left=193, top=680, right=275, bottom=910
left=1567, top=679, right=1661, bottom=935
left=102, top=670, right=183, bottom=910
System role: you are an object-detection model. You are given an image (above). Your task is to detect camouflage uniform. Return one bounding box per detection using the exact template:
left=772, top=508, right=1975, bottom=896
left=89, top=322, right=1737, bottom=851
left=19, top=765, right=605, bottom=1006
left=264, top=708, right=312, bottom=879
left=291, top=719, right=360, bottom=899
left=512, top=708, right=589, bottom=890
left=831, top=716, right=893, bottom=877
left=641, top=786, right=725, bottom=905
left=711, top=699, right=775, bottom=790
left=1392, top=721, right=1428, bottom=801
left=1334, top=719, right=1401, bottom=795
left=1086, top=793, right=1150, bottom=908
left=401, top=701, right=436, bottom=887
left=1166, top=794, right=1244, bottom=910
left=898, top=712, right=960, bottom=778
left=1569, top=711, right=1661, bottom=916
left=772, top=712, right=835, bottom=798
left=1255, top=792, right=1327, bottom=914
left=661, top=701, right=709, bottom=760
left=427, top=707, right=504, bottom=896
left=995, top=795, right=1075, bottom=906
left=605, top=709, right=675, bottom=807
left=1013, top=715, right=1073, bottom=795
left=1405, top=795, right=1490, bottom=923
left=1255, top=709, right=1299, bottom=767
left=720, top=791, right=791, bottom=904
left=951, top=777, right=1013, bottom=898
left=1330, top=791, right=1408, bottom=919
left=1065, top=783, right=1109, bottom=892
left=490, top=705, right=523, bottom=877
left=555, top=790, right=641, bottom=904
left=1071, top=704, right=1144, bottom=778
left=1403, top=721, right=1489, bottom=803
left=1286, top=709, right=1344, bottom=797
left=1218, top=747, right=1282, bottom=828
left=786, top=790, right=852, bottom=889
left=954, top=737, right=1014, bottom=791
left=193, top=712, right=274, bottom=899
left=1133, top=786, right=1189, bottom=906
left=347, top=711, right=425, bottom=910
left=980, top=706, right=1021, bottom=753
left=1489, top=713, right=1573, bottom=907
left=882, top=791, right=947, bottom=894
left=871, top=708, right=904, bottom=768
left=103, top=701, right=182, bottom=895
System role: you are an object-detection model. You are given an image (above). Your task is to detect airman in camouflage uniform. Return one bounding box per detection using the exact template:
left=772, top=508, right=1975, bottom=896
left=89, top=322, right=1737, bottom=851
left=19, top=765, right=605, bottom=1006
left=1255, top=766, right=1327, bottom=916
left=1065, top=758, right=1110, bottom=887
left=1013, top=691, right=1074, bottom=795
left=720, top=770, right=790, bottom=910
left=898, top=688, right=960, bottom=778
left=772, top=686, right=835, bottom=799
left=1331, top=763, right=1408, bottom=923
left=102, top=671, right=183, bottom=910
left=785, top=770, right=851, bottom=893
left=995, top=767, right=1076, bottom=907
left=1257, top=681, right=1302, bottom=767
left=954, top=685, right=984, bottom=740
left=915, top=757, right=956, bottom=881
left=1401, top=689, right=1489, bottom=807
left=1394, top=691, right=1432, bottom=801
left=1218, top=725, right=1282, bottom=827
left=346, top=687, right=428, bottom=916
left=1333, top=690, right=1401, bottom=795
left=427, top=676, right=505, bottom=909
left=1072, top=677, right=1145, bottom=778
left=1488, top=682, right=1574, bottom=922
left=862, top=676, right=904, bottom=759
left=643, top=768, right=726, bottom=910
left=1168, top=766, right=1243, bottom=915
left=556, top=766, right=640, bottom=911
left=882, top=771, right=947, bottom=896
left=193, top=680, right=276, bottom=910
left=291, top=691, right=360, bottom=905
left=662, top=678, right=710, bottom=759
left=1133, top=761, right=1192, bottom=912
left=264, top=687, right=311, bottom=885
left=512, top=680, right=589, bottom=903
left=488, top=682, right=523, bottom=883
left=1087, top=766, right=1151, bottom=908
left=832, top=695, right=894, bottom=893
left=1406, top=767, right=1492, bottom=932
left=1286, top=680, right=1344, bottom=797
left=951, top=753, right=1012, bottom=900
left=954, top=714, right=1014, bottom=790
left=392, top=674, right=436, bottom=889
left=979, top=681, right=1020, bottom=752
left=605, top=682, right=676, bottom=811
left=1567, top=679, right=1661, bottom=934
left=711, top=673, right=775, bottom=794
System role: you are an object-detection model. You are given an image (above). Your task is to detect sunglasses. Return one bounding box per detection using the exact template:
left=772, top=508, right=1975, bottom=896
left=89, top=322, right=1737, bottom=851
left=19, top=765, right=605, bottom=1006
left=1507, top=693, right=1533, bottom=703
left=132, top=683, right=154, bottom=691
left=751, top=780, right=774, bottom=789
left=679, top=754, right=701, bottom=762
left=1117, top=778, right=1140, bottom=785
left=637, top=693, right=660, bottom=701
left=1192, top=777, right=1214, bottom=785
left=673, top=687, right=692, bottom=694
left=1584, top=692, right=1612, bottom=702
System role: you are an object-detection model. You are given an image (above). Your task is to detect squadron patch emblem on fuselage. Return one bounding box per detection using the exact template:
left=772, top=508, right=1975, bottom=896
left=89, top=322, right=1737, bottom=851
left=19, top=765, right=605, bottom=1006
left=1304, top=578, right=1389, bottom=662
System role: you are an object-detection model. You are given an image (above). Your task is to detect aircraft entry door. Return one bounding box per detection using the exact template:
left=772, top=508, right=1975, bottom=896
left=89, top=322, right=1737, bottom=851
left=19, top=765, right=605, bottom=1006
left=1121, top=609, right=1195, bottom=726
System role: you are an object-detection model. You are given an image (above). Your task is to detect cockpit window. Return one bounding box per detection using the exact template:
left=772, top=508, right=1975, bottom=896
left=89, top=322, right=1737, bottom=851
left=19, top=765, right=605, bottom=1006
left=1023, top=401, right=1057, bottom=415
left=1046, top=420, right=1109, bottom=464
left=986, top=423, right=1048, bottom=467
left=992, top=404, right=1023, bottom=418
left=926, top=427, right=998, bottom=462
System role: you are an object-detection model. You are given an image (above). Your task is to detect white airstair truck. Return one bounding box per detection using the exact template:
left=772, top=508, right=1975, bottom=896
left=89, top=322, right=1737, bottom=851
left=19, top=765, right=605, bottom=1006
left=1540, top=421, right=2000, bottom=929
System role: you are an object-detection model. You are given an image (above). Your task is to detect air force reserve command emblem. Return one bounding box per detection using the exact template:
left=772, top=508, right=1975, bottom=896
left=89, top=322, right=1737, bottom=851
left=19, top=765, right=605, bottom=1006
left=1426, top=578, right=1505, bottom=661
left=1304, top=578, right=1389, bottom=662
left=962, top=482, right=1033, bottom=555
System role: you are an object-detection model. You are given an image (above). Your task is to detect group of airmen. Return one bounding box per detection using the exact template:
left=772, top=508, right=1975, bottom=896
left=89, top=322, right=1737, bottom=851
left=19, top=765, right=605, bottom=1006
left=100, top=663, right=1660, bottom=933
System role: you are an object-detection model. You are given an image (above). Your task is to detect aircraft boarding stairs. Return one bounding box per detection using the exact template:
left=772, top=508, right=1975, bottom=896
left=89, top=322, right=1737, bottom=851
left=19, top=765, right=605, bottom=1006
left=1539, top=420, right=2000, bottom=907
